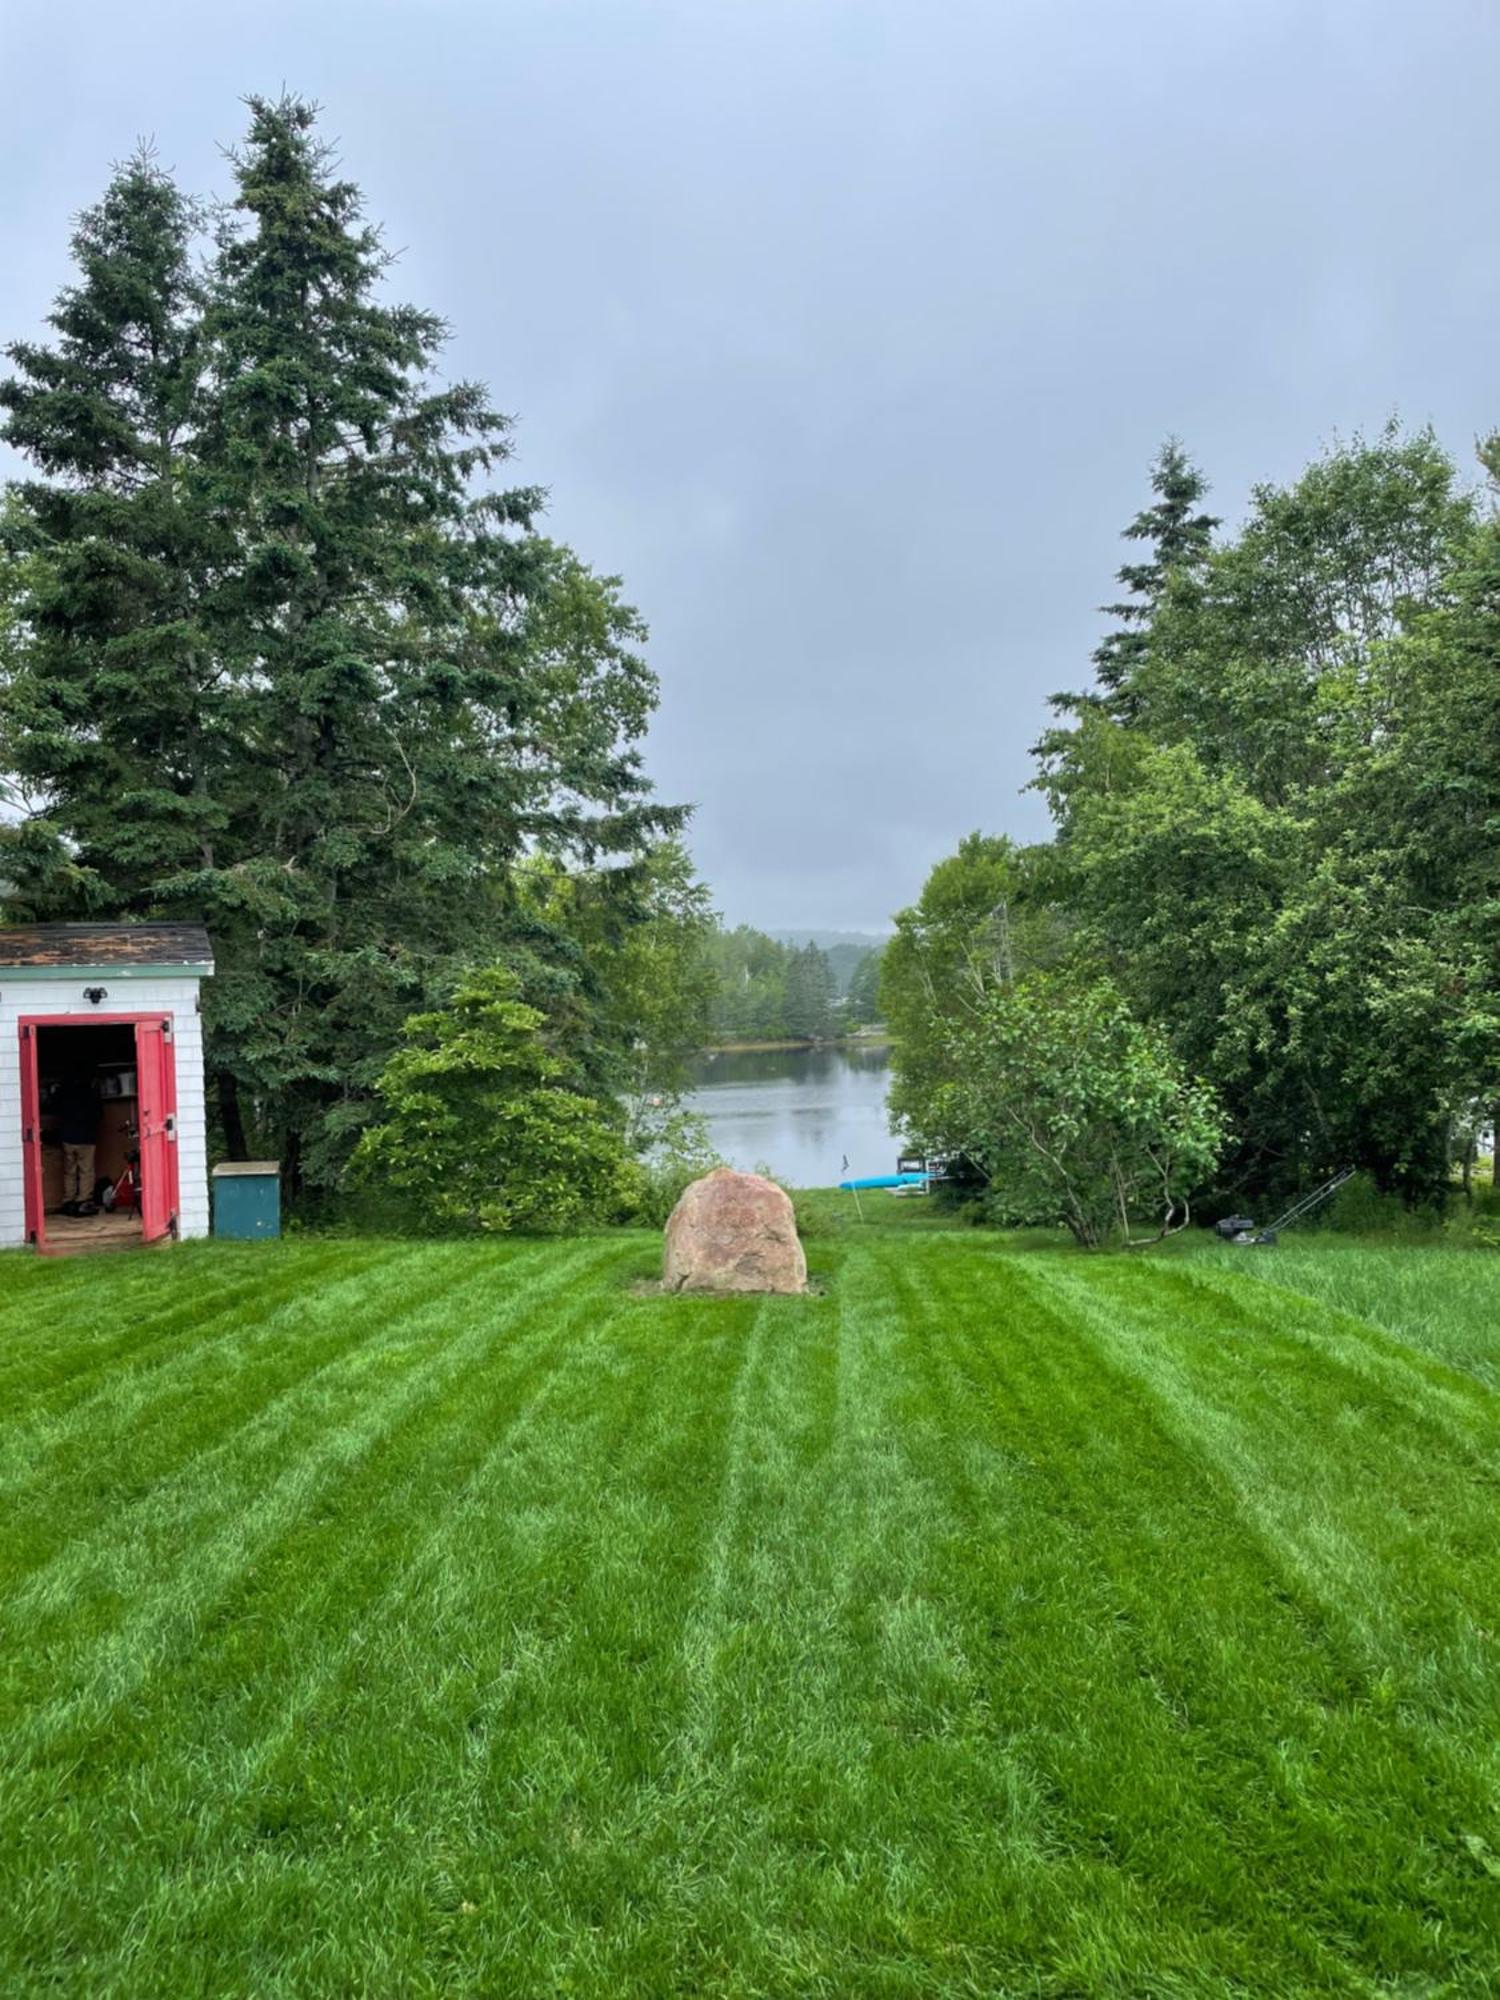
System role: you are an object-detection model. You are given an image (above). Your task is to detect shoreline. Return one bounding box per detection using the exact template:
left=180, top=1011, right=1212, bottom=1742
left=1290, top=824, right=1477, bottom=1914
left=699, top=1031, right=892, bottom=1055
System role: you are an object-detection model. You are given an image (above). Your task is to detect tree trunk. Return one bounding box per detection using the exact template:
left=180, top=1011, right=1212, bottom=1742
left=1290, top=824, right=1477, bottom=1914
left=217, top=1071, right=248, bottom=1161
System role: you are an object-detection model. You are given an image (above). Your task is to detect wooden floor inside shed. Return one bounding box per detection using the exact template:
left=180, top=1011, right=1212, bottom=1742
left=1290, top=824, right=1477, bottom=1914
left=42, top=1209, right=148, bottom=1256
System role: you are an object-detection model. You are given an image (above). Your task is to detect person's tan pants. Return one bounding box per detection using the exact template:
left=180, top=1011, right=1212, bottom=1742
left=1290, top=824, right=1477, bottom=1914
left=62, top=1144, right=96, bottom=1204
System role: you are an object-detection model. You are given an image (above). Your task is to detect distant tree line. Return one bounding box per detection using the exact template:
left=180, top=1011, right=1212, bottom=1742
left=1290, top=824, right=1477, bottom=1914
left=888, top=425, right=1499, bottom=1231
left=705, top=927, right=884, bottom=1043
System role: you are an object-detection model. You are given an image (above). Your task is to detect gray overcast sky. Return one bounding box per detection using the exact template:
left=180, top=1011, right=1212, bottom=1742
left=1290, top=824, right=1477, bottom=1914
left=4, top=1, right=1499, bottom=929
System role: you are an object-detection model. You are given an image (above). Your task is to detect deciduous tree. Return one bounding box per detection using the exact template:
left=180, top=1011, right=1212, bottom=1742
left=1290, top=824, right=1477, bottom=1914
left=919, top=974, right=1227, bottom=1247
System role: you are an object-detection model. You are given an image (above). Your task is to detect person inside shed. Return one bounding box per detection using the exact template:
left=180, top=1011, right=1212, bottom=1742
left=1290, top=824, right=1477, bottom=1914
left=56, top=1065, right=101, bottom=1213
left=0, top=921, right=214, bottom=1253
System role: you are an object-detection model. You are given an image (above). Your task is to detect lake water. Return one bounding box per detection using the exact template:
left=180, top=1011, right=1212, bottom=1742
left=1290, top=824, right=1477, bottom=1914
left=684, top=1042, right=900, bottom=1187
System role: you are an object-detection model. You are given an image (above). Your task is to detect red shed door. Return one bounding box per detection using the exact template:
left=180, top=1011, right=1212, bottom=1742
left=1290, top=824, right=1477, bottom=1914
left=19, top=1023, right=43, bottom=1246
left=135, top=1018, right=179, bottom=1243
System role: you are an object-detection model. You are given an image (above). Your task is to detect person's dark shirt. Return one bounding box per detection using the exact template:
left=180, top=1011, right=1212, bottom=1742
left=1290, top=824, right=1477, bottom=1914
left=56, top=1074, right=98, bottom=1146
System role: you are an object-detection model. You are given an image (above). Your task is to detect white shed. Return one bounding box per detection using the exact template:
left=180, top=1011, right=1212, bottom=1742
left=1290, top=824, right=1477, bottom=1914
left=0, top=924, right=214, bottom=1254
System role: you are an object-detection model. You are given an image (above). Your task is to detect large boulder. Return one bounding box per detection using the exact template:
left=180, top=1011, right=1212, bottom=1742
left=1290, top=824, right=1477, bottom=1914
left=662, top=1167, right=807, bottom=1295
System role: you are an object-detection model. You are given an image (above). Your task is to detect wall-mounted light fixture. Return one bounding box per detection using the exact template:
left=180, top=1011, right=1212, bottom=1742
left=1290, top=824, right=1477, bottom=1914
left=83, top=987, right=108, bottom=1005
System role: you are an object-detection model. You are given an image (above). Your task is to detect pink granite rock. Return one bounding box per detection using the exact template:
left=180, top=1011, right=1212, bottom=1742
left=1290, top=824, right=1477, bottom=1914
left=662, top=1167, right=807, bottom=1295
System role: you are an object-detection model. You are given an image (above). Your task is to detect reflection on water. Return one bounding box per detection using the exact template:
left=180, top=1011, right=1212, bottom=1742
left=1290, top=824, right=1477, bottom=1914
left=684, top=1042, right=898, bottom=1187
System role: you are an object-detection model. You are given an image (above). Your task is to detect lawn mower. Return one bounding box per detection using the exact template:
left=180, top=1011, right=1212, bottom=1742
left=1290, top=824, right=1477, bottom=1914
left=1214, top=1166, right=1355, bottom=1247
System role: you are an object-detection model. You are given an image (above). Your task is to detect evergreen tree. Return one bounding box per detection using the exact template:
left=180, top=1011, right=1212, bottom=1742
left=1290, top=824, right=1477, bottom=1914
left=0, top=99, right=679, bottom=1188
left=0, top=150, right=222, bottom=898
left=1082, top=440, right=1218, bottom=715
left=783, top=943, right=834, bottom=1040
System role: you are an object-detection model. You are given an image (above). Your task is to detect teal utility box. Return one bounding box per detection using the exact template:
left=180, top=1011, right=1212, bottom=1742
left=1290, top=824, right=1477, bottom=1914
left=212, top=1161, right=282, bottom=1239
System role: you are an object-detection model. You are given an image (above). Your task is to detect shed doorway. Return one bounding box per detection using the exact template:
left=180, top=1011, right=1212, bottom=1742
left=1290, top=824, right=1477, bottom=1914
left=20, top=1014, right=179, bottom=1254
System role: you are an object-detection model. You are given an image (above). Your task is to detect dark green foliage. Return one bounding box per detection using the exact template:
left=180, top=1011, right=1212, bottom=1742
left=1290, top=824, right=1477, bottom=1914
left=1049, top=439, right=1217, bottom=720
left=351, top=966, right=634, bottom=1232
left=704, top=926, right=838, bottom=1042
left=704, top=924, right=793, bottom=1040
left=781, top=941, right=835, bottom=1040
left=518, top=838, right=717, bottom=1133
left=1091, top=438, right=1218, bottom=705
left=0, top=150, right=220, bottom=899
left=882, top=833, right=1068, bottom=1137
left=1371, top=465, right=1500, bottom=1148
left=0, top=100, right=679, bottom=1192
left=1126, top=424, right=1475, bottom=801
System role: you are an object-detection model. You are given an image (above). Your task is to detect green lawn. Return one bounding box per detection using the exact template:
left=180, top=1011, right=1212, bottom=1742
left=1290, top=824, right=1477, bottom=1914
left=3, top=1212, right=1498, bottom=1996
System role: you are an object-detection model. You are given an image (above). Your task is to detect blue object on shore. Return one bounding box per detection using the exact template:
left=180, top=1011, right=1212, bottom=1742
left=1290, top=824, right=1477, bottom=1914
left=838, top=1172, right=929, bottom=1192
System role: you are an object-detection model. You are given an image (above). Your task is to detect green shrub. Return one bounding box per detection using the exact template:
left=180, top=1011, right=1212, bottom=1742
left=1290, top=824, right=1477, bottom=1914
left=351, top=967, right=635, bottom=1234
left=927, top=974, right=1228, bottom=1248
left=1321, top=1169, right=1499, bottom=1246
left=1321, top=1172, right=1438, bottom=1239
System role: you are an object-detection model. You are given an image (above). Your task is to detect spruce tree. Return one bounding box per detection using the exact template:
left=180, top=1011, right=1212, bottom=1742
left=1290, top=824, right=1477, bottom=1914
left=0, top=150, right=223, bottom=896
left=1, top=99, right=680, bottom=1187
left=1090, top=439, right=1218, bottom=710
left=783, top=944, right=834, bottom=1040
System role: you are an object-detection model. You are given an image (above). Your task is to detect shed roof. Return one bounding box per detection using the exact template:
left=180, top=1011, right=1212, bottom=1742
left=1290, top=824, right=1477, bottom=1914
left=0, top=923, right=214, bottom=973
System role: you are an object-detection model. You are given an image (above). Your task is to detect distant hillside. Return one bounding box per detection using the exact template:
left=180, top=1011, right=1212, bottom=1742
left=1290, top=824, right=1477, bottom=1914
left=772, top=930, right=891, bottom=953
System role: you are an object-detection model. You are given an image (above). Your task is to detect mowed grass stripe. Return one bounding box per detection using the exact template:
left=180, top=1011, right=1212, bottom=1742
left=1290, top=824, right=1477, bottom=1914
left=1, top=1248, right=662, bottom=1989
left=674, top=1291, right=834, bottom=1769
left=179, top=1267, right=977, bottom=2000
left=2, top=1231, right=1497, bottom=1998
left=589, top=1251, right=1043, bottom=1997
left=1014, top=1255, right=1500, bottom=1982
left=0, top=1238, right=395, bottom=1404
left=0, top=1242, right=220, bottom=1344
left=4, top=1246, right=621, bottom=1776
left=0, top=1241, right=420, bottom=1540
left=329, top=1287, right=763, bottom=1998
left=875, top=1248, right=1340, bottom=1995
left=209, top=1264, right=632, bottom=1789
left=0, top=1232, right=382, bottom=1376
left=121, top=1284, right=766, bottom=1999
left=1038, top=1259, right=1500, bottom=1703
left=0, top=1241, right=554, bottom=1598
left=898, top=1244, right=1499, bottom=1992
left=583, top=1270, right=938, bottom=1998
left=0, top=1242, right=604, bottom=1761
